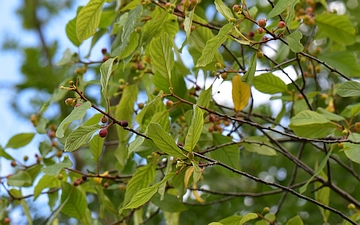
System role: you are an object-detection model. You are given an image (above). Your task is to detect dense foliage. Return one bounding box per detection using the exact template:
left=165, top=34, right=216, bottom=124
left=2, top=0, right=360, bottom=224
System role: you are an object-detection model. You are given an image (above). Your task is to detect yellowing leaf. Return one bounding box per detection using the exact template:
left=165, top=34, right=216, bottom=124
left=232, top=75, right=251, bottom=112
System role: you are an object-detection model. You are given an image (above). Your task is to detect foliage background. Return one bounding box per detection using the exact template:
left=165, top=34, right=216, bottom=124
left=1, top=0, right=360, bottom=224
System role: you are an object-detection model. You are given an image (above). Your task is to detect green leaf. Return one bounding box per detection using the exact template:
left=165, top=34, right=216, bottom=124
left=240, top=213, right=258, bottom=225
left=100, top=57, right=119, bottom=98
left=46, top=191, right=71, bottom=225
left=184, top=9, right=195, bottom=41
left=253, top=73, right=288, bottom=94
left=128, top=136, right=145, bottom=157
left=7, top=171, right=32, bottom=187
left=56, top=48, right=73, bottom=66
left=211, top=134, right=239, bottom=177
left=343, top=133, right=360, bottom=164
left=42, top=156, right=73, bottom=176
left=112, top=4, right=142, bottom=56
left=124, top=163, right=156, bottom=205
left=290, top=110, right=330, bottom=125
left=218, top=215, right=243, bottom=225
left=76, top=0, right=105, bottom=42
left=115, top=84, right=138, bottom=142
left=319, top=52, right=360, bottom=78
left=315, top=14, right=356, bottom=46
left=289, top=110, right=336, bottom=138
left=89, top=134, right=104, bottom=162
left=196, top=23, right=233, bottom=67
left=21, top=199, right=33, bottom=225
left=151, top=193, right=188, bottom=212
left=215, top=0, right=234, bottom=21
left=299, top=146, right=333, bottom=193
left=243, top=136, right=277, bottom=156
left=286, top=31, right=304, bottom=53
left=6, top=133, right=35, bottom=149
left=241, top=53, right=257, bottom=84
left=197, top=86, right=212, bottom=108
left=122, top=173, right=175, bottom=210
left=184, top=105, right=204, bottom=152
left=337, top=81, right=360, bottom=97
left=66, top=15, right=81, bottom=46
left=148, top=123, right=185, bottom=158
left=64, top=124, right=100, bottom=152
left=61, top=182, right=87, bottom=220
left=0, top=146, right=13, bottom=160
left=149, top=32, right=174, bottom=81
left=56, top=101, right=92, bottom=138
left=316, top=107, right=345, bottom=121
left=285, top=215, right=304, bottom=225
left=315, top=169, right=330, bottom=223
left=191, top=160, right=202, bottom=183
left=267, top=0, right=298, bottom=19
left=34, top=175, right=61, bottom=200
left=136, top=94, right=162, bottom=130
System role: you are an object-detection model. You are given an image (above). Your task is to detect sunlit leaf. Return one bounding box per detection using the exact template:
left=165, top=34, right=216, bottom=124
left=285, top=215, right=304, bottom=225
left=7, top=171, right=32, bottom=187
left=197, top=86, right=212, bottom=108
left=243, top=136, right=277, bottom=156
left=242, top=53, right=257, bottom=84
left=184, top=105, right=204, bottom=152
left=89, top=134, right=104, bottom=162
left=267, top=0, right=298, bottom=19
left=196, top=23, right=233, bottom=67
left=61, top=182, right=87, bottom=219
left=64, top=124, right=100, bottom=152
left=240, top=213, right=258, bottom=225
left=319, top=52, right=360, bottom=78
left=148, top=123, right=185, bottom=158
left=232, top=75, right=251, bottom=112
left=215, top=0, right=234, bottom=21
left=124, top=163, right=156, bottom=205
left=42, top=156, right=73, bottom=176
left=76, top=0, right=106, bottom=41
left=253, top=73, right=288, bottom=94
left=149, top=32, right=174, bottom=81
left=100, top=57, right=119, bottom=99
left=56, top=48, right=73, bottom=66
left=34, top=175, right=61, bottom=200
left=286, top=31, right=304, bottom=53
left=6, top=133, right=35, bottom=149
left=315, top=14, right=356, bottom=46
left=337, top=81, right=360, bottom=97
left=56, top=101, right=92, bottom=138
left=122, top=173, right=174, bottom=210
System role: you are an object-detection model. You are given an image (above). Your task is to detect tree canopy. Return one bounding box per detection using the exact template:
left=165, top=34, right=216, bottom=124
left=1, top=0, right=360, bottom=224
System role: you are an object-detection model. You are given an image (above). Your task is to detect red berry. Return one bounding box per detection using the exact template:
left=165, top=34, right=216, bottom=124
left=4, top=217, right=10, bottom=224
left=103, top=182, right=109, bottom=189
left=258, top=19, right=267, bottom=28
left=257, top=27, right=264, bottom=34
left=120, top=120, right=128, bottom=127
left=233, top=4, right=240, bottom=12
left=11, top=160, right=16, bottom=167
left=278, top=21, right=286, bottom=28
left=209, top=114, right=216, bottom=122
left=99, top=129, right=108, bottom=138
left=166, top=100, right=174, bottom=108
left=73, top=179, right=81, bottom=186
left=195, top=85, right=201, bottom=91
left=101, top=48, right=107, bottom=55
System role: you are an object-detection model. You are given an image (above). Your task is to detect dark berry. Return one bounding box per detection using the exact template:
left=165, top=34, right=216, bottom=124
left=120, top=120, right=128, bottom=127
left=99, top=129, right=108, bottom=138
